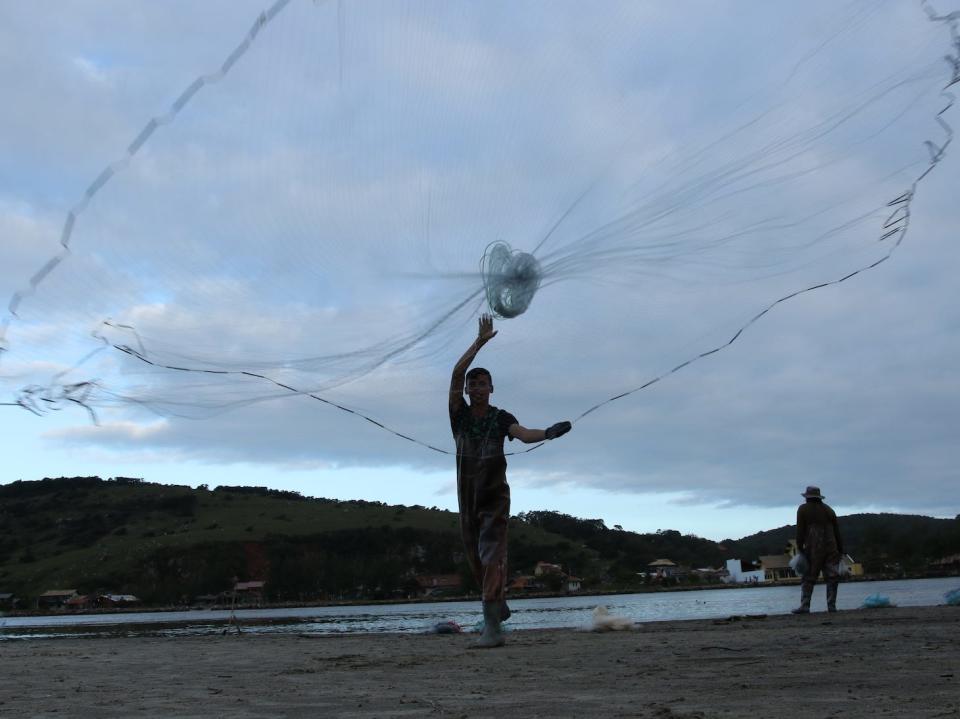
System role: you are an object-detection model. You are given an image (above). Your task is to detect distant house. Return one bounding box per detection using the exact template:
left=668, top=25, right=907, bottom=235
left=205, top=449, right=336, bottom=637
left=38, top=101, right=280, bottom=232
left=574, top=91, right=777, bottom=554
left=723, top=559, right=765, bottom=584
left=691, top=567, right=725, bottom=583
left=507, top=575, right=543, bottom=593
left=566, top=576, right=582, bottom=593
left=65, top=594, right=92, bottom=610
left=415, top=574, right=461, bottom=597
left=840, top=554, right=864, bottom=577
left=0, top=592, right=19, bottom=610
left=37, top=590, right=79, bottom=610
left=534, top=561, right=563, bottom=577
left=647, top=559, right=681, bottom=579
left=759, top=554, right=794, bottom=581
left=98, top=594, right=141, bottom=608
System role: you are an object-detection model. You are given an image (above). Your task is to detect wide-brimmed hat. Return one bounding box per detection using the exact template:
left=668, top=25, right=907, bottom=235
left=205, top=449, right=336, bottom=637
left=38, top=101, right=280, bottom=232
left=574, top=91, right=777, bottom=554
left=801, top=485, right=824, bottom=499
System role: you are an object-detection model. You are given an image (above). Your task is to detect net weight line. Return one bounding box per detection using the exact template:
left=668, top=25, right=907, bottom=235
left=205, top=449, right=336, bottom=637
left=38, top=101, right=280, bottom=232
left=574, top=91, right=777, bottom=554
left=0, top=0, right=296, bottom=360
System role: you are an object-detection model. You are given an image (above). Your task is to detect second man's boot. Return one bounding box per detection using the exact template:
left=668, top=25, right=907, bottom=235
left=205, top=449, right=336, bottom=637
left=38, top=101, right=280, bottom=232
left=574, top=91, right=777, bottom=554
left=791, top=581, right=814, bottom=614
left=826, top=581, right=839, bottom=612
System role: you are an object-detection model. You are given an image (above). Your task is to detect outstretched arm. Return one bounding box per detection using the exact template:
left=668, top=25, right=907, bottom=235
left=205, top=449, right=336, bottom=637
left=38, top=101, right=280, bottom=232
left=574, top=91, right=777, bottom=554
left=450, top=314, right=497, bottom=414
left=508, top=421, right=572, bottom=444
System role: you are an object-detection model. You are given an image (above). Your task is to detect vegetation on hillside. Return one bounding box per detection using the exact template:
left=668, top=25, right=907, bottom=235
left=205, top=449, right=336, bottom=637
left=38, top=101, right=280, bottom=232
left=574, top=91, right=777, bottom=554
left=0, top=477, right=589, bottom=603
left=516, top=511, right=726, bottom=583
left=1, top=477, right=958, bottom=606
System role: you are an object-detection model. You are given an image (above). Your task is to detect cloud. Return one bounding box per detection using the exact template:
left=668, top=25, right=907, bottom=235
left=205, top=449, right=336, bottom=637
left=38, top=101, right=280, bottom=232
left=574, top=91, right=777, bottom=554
left=49, top=418, right=170, bottom=443
left=2, top=1, right=959, bottom=526
left=71, top=55, right=114, bottom=87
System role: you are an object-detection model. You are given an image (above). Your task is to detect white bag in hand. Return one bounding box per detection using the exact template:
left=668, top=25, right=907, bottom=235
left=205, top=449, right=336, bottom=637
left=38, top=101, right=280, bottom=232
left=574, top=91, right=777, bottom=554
left=789, top=553, right=809, bottom=576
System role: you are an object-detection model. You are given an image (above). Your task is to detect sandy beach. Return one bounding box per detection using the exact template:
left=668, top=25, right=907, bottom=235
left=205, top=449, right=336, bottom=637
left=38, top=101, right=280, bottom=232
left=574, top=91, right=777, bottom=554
left=3, top=605, right=958, bottom=718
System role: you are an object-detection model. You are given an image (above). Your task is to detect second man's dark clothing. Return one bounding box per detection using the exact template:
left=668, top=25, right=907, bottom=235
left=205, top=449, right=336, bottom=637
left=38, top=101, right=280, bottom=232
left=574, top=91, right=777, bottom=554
left=795, top=498, right=843, bottom=612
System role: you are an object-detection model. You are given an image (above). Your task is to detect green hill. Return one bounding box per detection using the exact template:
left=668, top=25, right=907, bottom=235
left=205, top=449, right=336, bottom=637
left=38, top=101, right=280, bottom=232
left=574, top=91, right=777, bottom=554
left=0, top=477, right=590, bottom=604
left=2, top=477, right=958, bottom=606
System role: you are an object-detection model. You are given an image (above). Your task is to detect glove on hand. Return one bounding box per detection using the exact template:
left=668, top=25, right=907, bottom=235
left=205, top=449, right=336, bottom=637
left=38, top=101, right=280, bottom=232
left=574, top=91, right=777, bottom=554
left=545, top=421, right=572, bottom=440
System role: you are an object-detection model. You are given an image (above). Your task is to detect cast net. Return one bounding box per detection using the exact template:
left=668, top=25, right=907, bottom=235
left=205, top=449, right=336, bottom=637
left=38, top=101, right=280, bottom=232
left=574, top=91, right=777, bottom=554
left=1, top=0, right=957, bottom=461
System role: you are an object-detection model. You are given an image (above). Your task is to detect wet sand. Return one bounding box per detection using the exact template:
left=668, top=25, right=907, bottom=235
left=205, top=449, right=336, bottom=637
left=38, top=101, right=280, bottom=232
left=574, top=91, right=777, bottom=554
left=2, top=605, right=958, bottom=718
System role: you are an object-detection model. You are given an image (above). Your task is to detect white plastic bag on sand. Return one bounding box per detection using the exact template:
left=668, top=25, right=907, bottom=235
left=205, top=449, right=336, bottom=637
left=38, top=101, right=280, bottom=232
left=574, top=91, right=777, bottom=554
left=430, top=621, right=463, bottom=634
left=588, top=605, right=635, bottom=632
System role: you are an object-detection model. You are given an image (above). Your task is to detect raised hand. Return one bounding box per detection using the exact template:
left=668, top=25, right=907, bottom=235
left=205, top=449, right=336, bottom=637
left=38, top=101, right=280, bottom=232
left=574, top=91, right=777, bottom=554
left=478, top=313, right=498, bottom=343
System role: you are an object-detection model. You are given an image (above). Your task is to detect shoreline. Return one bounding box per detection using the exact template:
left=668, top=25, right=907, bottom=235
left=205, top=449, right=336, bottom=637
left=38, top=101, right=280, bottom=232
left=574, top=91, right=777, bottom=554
left=6, top=572, right=955, bottom=620
left=1, top=605, right=957, bottom=717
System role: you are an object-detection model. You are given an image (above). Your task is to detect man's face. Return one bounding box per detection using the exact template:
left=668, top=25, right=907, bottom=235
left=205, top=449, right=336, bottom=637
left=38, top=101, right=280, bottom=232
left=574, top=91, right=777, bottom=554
left=465, top=374, right=492, bottom=404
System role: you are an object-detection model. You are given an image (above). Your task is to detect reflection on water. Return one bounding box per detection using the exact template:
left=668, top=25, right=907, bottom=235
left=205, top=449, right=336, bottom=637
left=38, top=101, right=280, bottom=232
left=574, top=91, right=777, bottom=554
left=2, top=577, right=957, bottom=641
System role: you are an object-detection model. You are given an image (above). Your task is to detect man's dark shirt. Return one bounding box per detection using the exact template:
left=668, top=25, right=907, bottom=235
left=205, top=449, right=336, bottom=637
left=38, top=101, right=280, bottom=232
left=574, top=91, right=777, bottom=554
left=796, top=500, right=843, bottom=555
left=450, top=403, right=517, bottom=464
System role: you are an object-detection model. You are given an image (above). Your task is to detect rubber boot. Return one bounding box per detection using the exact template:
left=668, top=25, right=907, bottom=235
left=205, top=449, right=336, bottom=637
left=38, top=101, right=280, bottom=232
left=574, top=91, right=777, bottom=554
left=826, top=581, right=839, bottom=612
left=475, top=601, right=505, bottom=648
left=791, top=581, right=813, bottom=614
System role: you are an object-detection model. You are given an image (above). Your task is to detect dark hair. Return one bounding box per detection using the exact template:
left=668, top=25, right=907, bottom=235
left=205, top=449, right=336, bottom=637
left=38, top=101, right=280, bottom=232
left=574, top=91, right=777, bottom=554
left=465, top=367, right=492, bottom=384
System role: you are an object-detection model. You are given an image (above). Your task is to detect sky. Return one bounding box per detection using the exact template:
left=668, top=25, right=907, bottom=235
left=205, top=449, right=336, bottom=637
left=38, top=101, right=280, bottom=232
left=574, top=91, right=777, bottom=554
left=2, top=1, right=959, bottom=543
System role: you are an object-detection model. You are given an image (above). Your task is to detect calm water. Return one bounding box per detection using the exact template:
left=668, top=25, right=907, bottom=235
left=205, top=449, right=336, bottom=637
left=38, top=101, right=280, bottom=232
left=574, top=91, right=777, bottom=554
left=2, top=577, right=957, bottom=641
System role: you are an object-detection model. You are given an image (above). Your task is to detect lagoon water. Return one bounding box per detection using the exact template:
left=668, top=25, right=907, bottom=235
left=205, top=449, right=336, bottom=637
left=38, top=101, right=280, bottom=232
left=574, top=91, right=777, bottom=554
left=3, top=577, right=958, bottom=641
